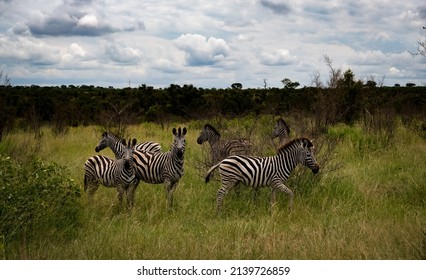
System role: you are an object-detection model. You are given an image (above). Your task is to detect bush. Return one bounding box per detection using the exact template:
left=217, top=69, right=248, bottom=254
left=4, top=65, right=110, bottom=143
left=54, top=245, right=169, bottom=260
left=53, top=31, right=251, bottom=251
left=0, top=155, right=82, bottom=257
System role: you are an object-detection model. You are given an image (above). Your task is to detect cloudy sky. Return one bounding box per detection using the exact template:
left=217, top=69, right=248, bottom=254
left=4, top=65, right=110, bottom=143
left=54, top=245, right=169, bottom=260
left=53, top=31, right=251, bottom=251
left=0, top=0, right=425, bottom=88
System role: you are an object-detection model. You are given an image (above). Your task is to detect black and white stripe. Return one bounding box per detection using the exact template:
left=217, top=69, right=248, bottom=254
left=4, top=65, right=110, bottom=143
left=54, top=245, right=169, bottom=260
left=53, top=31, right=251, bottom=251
left=95, top=131, right=161, bottom=159
left=272, top=117, right=291, bottom=145
left=205, top=137, right=319, bottom=213
left=84, top=138, right=139, bottom=208
left=197, top=124, right=251, bottom=165
left=132, top=127, right=187, bottom=207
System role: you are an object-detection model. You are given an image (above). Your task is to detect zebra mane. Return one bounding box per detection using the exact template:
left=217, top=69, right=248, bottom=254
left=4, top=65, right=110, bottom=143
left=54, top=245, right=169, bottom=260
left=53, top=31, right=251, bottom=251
left=277, top=117, right=289, bottom=127
left=103, top=131, right=122, bottom=141
left=277, top=137, right=313, bottom=154
left=277, top=117, right=290, bottom=131
left=204, top=124, right=221, bottom=137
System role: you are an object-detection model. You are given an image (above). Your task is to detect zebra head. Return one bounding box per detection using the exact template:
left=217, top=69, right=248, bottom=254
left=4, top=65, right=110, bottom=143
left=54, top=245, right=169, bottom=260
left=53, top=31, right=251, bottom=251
left=122, top=138, right=137, bottom=170
left=172, top=127, right=187, bottom=159
left=95, top=131, right=123, bottom=156
left=300, top=138, right=319, bottom=174
left=95, top=132, right=110, bottom=152
left=197, top=124, right=220, bottom=144
left=272, top=118, right=290, bottom=140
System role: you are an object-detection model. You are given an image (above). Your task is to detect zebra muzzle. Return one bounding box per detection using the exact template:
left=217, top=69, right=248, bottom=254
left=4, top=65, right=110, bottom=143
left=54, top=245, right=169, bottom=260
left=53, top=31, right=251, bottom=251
left=177, top=149, right=184, bottom=159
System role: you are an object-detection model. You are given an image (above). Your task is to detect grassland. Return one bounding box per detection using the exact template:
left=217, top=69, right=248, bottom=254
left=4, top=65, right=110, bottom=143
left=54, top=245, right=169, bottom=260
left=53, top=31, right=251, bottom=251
left=0, top=116, right=425, bottom=259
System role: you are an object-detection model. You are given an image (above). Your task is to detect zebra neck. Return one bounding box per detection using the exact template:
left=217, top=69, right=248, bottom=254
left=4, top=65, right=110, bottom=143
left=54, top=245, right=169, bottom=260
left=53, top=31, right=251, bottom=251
left=208, top=135, right=220, bottom=146
left=279, top=138, right=288, bottom=146
left=208, top=135, right=220, bottom=147
left=170, top=148, right=185, bottom=162
left=277, top=147, right=301, bottom=171
left=113, top=143, right=124, bottom=158
left=106, top=135, right=123, bottom=158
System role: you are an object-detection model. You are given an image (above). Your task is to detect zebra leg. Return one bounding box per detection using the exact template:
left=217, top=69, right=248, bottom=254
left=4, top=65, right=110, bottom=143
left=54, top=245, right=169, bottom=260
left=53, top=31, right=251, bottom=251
left=85, top=177, right=99, bottom=198
left=271, top=182, right=294, bottom=212
left=165, top=181, right=178, bottom=208
left=270, top=187, right=277, bottom=205
left=126, top=183, right=138, bottom=210
left=216, top=181, right=236, bottom=214
left=116, top=185, right=124, bottom=206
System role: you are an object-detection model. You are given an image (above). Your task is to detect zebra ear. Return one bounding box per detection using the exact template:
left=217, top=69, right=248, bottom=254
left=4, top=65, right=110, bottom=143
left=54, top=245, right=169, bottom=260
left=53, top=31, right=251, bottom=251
left=182, top=127, right=187, bottom=135
left=303, top=139, right=313, bottom=148
left=121, top=139, right=126, bottom=145
left=172, top=127, right=177, bottom=135
left=132, top=138, right=137, bottom=147
left=302, top=139, right=309, bottom=148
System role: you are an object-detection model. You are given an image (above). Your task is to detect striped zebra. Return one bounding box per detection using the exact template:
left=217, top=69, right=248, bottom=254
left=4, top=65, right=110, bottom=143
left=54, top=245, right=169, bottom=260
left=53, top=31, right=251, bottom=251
left=84, top=138, right=139, bottom=208
left=272, top=117, right=291, bottom=145
left=197, top=124, right=251, bottom=165
left=95, top=131, right=161, bottom=159
left=205, top=137, right=319, bottom=213
left=132, top=127, right=187, bottom=208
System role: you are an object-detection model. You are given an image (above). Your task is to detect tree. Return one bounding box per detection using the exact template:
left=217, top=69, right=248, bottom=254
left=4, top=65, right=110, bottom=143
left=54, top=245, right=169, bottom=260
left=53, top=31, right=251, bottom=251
left=338, top=69, right=356, bottom=88
left=324, top=55, right=342, bottom=88
left=281, top=78, right=300, bottom=89
left=366, top=80, right=377, bottom=88
left=411, top=27, right=426, bottom=56
left=0, top=70, right=11, bottom=86
left=231, top=83, right=242, bottom=90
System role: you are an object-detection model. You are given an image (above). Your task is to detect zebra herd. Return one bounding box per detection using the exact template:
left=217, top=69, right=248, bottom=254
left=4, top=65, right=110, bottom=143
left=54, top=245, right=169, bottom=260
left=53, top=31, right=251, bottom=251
left=84, top=118, right=319, bottom=213
left=84, top=128, right=186, bottom=209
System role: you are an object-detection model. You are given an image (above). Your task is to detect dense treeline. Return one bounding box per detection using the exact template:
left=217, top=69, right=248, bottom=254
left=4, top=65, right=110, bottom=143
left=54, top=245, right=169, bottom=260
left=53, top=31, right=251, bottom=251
left=0, top=83, right=425, bottom=139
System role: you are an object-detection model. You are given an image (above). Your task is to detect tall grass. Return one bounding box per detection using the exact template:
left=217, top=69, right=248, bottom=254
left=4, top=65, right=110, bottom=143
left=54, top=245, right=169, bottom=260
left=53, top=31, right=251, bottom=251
left=0, top=116, right=424, bottom=259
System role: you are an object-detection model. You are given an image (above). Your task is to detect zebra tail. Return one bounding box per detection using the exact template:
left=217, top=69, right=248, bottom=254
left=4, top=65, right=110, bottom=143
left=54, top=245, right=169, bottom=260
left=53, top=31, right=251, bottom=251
left=205, top=163, right=221, bottom=184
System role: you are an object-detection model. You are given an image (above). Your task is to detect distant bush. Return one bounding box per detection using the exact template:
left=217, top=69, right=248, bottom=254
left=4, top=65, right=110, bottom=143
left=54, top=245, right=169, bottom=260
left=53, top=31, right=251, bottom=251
left=0, top=155, right=82, bottom=258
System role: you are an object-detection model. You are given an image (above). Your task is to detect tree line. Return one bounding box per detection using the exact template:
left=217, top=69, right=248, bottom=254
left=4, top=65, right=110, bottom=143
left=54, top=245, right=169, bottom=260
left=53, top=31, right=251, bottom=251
left=0, top=79, right=425, bottom=140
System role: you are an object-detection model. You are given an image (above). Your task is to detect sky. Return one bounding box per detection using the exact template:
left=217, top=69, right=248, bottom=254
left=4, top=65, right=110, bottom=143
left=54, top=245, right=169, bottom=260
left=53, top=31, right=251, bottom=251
left=0, top=0, right=425, bottom=88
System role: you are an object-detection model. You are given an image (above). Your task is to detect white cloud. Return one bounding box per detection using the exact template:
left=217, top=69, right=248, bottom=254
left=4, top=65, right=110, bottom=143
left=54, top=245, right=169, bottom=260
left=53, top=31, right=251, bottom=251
left=174, top=33, right=230, bottom=66
left=260, top=48, right=296, bottom=66
left=389, top=67, right=401, bottom=75
left=69, top=43, right=86, bottom=57
left=104, top=41, right=143, bottom=64
left=0, top=34, right=59, bottom=64
left=77, top=14, right=98, bottom=28
left=0, top=0, right=424, bottom=87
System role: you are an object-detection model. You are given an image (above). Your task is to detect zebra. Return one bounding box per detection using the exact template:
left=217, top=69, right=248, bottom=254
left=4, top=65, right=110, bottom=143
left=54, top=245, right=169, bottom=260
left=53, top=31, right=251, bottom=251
left=95, top=131, right=161, bottom=159
left=132, top=127, right=187, bottom=208
left=205, top=137, right=319, bottom=213
left=197, top=124, right=251, bottom=165
left=272, top=117, right=291, bottom=145
left=84, top=138, right=139, bottom=208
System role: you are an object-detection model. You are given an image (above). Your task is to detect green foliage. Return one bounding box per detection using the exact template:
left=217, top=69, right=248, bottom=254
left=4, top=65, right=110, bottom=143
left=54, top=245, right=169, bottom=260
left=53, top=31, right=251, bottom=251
left=0, top=116, right=425, bottom=259
left=327, top=122, right=397, bottom=157
left=0, top=155, right=82, bottom=257
left=1, top=85, right=424, bottom=138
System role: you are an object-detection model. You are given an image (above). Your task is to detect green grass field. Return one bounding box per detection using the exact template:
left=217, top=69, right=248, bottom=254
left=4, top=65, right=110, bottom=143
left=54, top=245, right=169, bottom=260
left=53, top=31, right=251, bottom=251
left=0, top=116, right=425, bottom=259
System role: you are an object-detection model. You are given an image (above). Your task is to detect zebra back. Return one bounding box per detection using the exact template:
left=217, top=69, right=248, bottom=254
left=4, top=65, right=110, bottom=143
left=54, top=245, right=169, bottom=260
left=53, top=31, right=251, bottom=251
left=95, top=131, right=161, bottom=159
left=197, top=123, right=251, bottom=164
left=219, top=138, right=251, bottom=158
left=134, top=141, right=162, bottom=154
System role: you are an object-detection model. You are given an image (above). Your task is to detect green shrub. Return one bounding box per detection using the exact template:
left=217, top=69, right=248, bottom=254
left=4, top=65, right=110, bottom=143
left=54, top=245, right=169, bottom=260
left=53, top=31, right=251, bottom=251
left=0, top=155, right=82, bottom=257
